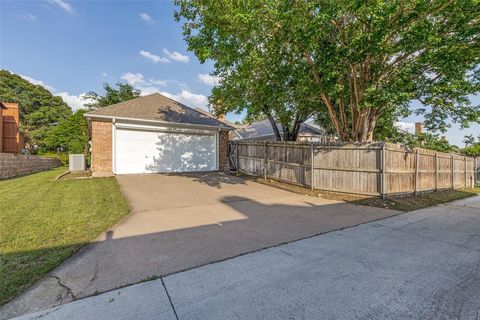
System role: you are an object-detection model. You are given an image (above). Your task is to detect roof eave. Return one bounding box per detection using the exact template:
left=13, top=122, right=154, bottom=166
left=84, top=114, right=234, bottom=131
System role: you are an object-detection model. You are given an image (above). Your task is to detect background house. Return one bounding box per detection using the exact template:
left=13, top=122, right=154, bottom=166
left=231, top=119, right=328, bottom=142
left=0, top=102, right=24, bottom=153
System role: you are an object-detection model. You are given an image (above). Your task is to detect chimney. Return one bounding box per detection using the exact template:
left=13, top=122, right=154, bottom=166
left=415, top=122, right=423, bottom=135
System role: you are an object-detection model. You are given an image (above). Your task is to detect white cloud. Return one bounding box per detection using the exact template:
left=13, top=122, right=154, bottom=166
left=160, top=90, right=208, bottom=109
left=51, top=0, right=74, bottom=14
left=139, top=13, right=153, bottom=23
left=101, top=72, right=108, bottom=77
left=56, top=92, right=92, bottom=111
left=18, top=74, right=56, bottom=91
left=17, top=73, right=90, bottom=111
left=14, top=13, right=37, bottom=21
left=138, top=49, right=189, bottom=64
left=395, top=121, right=415, bottom=134
left=139, top=50, right=169, bottom=63
left=162, top=49, right=189, bottom=63
left=198, top=73, right=221, bottom=86
left=120, top=72, right=171, bottom=95
left=121, top=72, right=146, bottom=86
left=151, top=79, right=168, bottom=86
left=120, top=72, right=205, bottom=108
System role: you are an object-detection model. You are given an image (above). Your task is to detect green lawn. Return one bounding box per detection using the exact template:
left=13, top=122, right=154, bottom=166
left=0, top=168, right=130, bottom=305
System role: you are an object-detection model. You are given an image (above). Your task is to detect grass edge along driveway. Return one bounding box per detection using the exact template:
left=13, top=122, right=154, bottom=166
left=0, top=168, right=129, bottom=306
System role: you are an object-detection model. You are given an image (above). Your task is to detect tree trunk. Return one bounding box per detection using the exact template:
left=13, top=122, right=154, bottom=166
left=263, top=104, right=281, bottom=141
left=281, top=115, right=303, bottom=141
left=290, top=115, right=302, bottom=141
left=366, top=114, right=377, bottom=142
left=282, top=125, right=290, bottom=141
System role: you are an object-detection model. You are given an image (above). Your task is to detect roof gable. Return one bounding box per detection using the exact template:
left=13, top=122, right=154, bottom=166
left=84, top=93, right=233, bottom=129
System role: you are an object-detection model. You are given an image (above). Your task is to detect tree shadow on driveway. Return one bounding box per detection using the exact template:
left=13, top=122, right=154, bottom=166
left=0, top=185, right=400, bottom=319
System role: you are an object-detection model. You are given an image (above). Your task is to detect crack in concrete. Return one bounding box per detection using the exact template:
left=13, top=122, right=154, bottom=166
left=30, top=306, right=61, bottom=319
left=50, top=276, right=76, bottom=301
left=279, top=249, right=293, bottom=257
left=161, top=278, right=179, bottom=320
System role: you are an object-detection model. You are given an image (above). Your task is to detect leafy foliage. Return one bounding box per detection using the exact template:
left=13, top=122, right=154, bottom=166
left=388, top=131, right=456, bottom=153
left=463, top=134, right=480, bottom=156
left=84, top=83, right=141, bottom=110
left=383, top=128, right=460, bottom=152
left=175, top=0, right=480, bottom=141
left=0, top=70, right=71, bottom=149
left=0, top=72, right=142, bottom=158
left=43, top=109, right=89, bottom=155
left=463, top=143, right=480, bottom=156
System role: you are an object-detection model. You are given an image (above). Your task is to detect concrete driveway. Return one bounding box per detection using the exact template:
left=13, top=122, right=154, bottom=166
left=15, top=196, right=480, bottom=320
left=1, top=172, right=398, bottom=319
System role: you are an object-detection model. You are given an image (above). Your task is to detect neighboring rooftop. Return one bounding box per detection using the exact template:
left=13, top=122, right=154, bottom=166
left=84, top=93, right=234, bottom=129
left=234, top=119, right=325, bottom=140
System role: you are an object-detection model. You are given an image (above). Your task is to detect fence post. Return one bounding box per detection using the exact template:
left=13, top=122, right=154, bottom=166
left=381, top=143, right=386, bottom=199
left=236, top=141, right=239, bottom=174
left=451, top=154, right=454, bottom=189
left=464, top=157, right=467, bottom=189
left=475, top=157, right=478, bottom=187
left=310, top=142, right=314, bottom=190
left=414, top=149, right=419, bottom=195
left=434, top=152, right=438, bottom=192
left=263, top=141, right=267, bottom=179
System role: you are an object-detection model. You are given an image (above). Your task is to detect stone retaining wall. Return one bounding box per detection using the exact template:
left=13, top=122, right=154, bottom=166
left=0, top=153, right=62, bottom=180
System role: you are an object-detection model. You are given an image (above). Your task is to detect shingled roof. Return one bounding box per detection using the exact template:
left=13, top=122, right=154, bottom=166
left=84, top=93, right=234, bottom=130
left=234, top=120, right=325, bottom=139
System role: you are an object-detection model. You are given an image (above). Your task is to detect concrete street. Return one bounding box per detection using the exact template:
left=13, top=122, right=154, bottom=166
left=14, top=196, right=480, bottom=320
left=0, top=173, right=397, bottom=319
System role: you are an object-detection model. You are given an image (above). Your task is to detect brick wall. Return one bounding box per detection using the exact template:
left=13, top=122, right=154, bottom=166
left=218, top=130, right=230, bottom=172
left=91, top=120, right=112, bottom=173
left=0, top=153, right=62, bottom=180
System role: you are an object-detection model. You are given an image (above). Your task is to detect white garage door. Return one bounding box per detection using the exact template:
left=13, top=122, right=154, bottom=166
left=115, top=128, right=217, bottom=174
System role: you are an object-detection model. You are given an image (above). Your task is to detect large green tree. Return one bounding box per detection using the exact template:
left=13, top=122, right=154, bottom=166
left=176, top=1, right=320, bottom=141
left=0, top=70, right=71, bottom=150
left=84, top=83, right=141, bottom=110
left=175, top=0, right=480, bottom=142
left=43, top=109, right=89, bottom=155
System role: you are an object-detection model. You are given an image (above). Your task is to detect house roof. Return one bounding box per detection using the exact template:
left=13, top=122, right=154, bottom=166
left=235, top=119, right=325, bottom=140
left=84, top=93, right=234, bottom=130
left=194, top=107, right=240, bottom=128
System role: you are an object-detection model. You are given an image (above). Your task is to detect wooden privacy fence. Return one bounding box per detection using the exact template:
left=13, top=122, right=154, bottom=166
left=229, top=141, right=476, bottom=197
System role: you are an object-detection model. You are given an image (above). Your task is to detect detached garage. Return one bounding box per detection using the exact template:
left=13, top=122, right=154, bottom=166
left=84, top=93, right=233, bottom=175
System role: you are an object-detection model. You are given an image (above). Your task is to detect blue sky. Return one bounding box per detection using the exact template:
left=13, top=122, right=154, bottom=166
left=1, top=0, right=478, bottom=146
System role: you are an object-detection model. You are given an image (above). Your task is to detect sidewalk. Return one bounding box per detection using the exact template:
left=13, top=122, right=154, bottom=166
left=14, top=196, right=480, bottom=320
